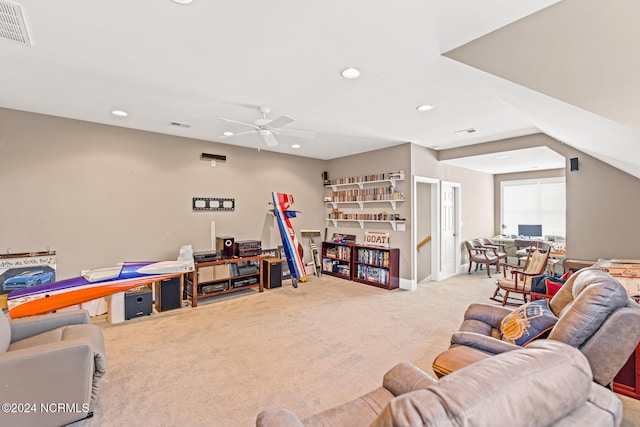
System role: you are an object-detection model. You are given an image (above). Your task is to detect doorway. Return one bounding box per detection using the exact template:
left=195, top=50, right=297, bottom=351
left=412, top=176, right=439, bottom=289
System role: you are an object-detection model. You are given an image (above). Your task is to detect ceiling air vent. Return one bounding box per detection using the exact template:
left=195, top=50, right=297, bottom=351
left=170, top=121, right=191, bottom=128
left=0, top=0, right=31, bottom=46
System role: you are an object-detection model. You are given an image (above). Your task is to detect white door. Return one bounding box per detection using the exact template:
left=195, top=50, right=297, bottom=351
left=441, top=183, right=458, bottom=278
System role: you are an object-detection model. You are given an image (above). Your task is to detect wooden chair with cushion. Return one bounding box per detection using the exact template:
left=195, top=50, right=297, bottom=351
left=514, top=239, right=546, bottom=266
left=490, top=241, right=551, bottom=305
left=477, top=238, right=507, bottom=267
left=464, top=239, right=499, bottom=277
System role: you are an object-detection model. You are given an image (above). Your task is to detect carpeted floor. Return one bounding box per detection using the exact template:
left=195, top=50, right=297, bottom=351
left=81, top=272, right=640, bottom=426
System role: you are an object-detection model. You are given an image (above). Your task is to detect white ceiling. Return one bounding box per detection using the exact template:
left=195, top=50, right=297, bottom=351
left=1, top=0, right=639, bottom=177
left=441, top=146, right=565, bottom=175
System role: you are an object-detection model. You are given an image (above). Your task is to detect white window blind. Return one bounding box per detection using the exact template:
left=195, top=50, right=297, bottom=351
left=500, top=177, right=566, bottom=238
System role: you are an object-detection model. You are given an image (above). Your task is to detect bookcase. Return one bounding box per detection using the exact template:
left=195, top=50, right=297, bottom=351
left=325, top=171, right=406, bottom=230
left=321, top=242, right=399, bottom=290
left=353, top=245, right=399, bottom=289
left=321, top=242, right=353, bottom=280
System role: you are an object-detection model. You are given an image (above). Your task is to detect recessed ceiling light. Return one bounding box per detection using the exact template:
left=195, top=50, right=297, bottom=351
left=172, top=0, right=193, bottom=4
left=111, top=110, right=128, bottom=117
left=222, top=131, right=234, bottom=137
left=416, top=104, right=433, bottom=112
left=340, top=67, right=360, bottom=79
left=291, top=144, right=301, bottom=149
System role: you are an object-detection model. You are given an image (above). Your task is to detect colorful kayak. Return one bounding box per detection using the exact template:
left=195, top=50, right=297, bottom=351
left=272, top=192, right=307, bottom=287
left=7, top=246, right=194, bottom=318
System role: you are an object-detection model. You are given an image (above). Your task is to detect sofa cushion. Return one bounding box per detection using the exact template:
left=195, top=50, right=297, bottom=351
left=373, top=341, right=595, bottom=427
left=549, top=269, right=630, bottom=347
left=0, top=313, right=10, bottom=353
left=303, top=386, right=394, bottom=427
left=500, top=299, right=558, bottom=346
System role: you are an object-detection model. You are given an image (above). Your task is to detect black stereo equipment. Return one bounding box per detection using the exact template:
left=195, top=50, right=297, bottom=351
left=125, top=285, right=152, bottom=320
left=262, top=258, right=282, bottom=289
left=231, top=277, right=258, bottom=288
left=234, top=240, right=261, bottom=257
left=194, top=251, right=220, bottom=263
left=237, top=264, right=260, bottom=276
left=155, top=277, right=181, bottom=312
left=216, top=236, right=235, bottom=257
left=201, top=282, right=228, bottom=294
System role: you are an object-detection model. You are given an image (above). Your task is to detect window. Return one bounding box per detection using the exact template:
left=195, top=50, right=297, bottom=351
left=500, top=177, right=565, bottom=238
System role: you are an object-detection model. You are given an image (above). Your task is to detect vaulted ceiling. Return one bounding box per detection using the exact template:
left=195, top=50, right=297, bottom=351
left=1, top=0, right=638, bottom=177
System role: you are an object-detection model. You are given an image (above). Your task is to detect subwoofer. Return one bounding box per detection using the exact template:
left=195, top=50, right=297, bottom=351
left=216, top=236, right=235, bottom=257
left=125, top=285, right=152, bottom=320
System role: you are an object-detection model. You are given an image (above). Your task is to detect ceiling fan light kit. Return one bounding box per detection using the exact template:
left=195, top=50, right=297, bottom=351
left=219, top=106, right=316, bottom=148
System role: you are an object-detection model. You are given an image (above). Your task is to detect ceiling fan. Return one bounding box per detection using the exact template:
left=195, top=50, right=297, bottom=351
left=219, top=106, right=316, bottom=147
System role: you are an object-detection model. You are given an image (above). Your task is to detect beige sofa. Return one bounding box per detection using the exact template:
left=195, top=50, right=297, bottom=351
left=0, top=309, right=106, bottom=427
left=257, top=340, right=622, bottom=427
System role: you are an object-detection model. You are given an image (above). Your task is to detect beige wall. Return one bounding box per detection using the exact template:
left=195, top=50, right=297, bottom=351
left=0, top=108, right=327, bottom=279
left=445, top=133, right=640, bottom=261
left=3, top=108, right=638, bottom=284
left=325, top=144, right=412, bottom=279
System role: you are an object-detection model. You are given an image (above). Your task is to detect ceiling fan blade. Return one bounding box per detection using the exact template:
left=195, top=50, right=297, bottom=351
left=218, top=118, right=258, bottom=129
left=268, top=115, right=294, bottom=129
left=220, top=130, right=258, bottom=138
left=277, top=128, right=316, bottom=139
left=261, top=131, right=279, bottom=147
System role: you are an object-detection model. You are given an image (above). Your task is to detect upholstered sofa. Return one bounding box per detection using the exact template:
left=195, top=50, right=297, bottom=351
left=257, top=340, right=622, bottom=427
left=0, top=309, right=106, bottom=427
left=440, top=267, right=640, bottom=387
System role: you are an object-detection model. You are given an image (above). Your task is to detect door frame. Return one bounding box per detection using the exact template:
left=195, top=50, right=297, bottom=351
left=411, top=176, right=439, bottom=290
left=440, top=181, right=461, bottom=280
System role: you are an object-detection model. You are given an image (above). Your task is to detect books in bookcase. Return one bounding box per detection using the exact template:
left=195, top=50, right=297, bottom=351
left=356, top=247, right=390, bottom=267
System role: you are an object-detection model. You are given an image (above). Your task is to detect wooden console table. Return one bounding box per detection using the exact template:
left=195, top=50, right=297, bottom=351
left=185, top=255, right=265, bottom=307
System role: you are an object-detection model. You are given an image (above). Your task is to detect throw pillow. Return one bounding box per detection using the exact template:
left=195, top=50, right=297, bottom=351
left=544, top=279, right=564, bottom=296
left=560, top=270, right=575, bottom=281
left=500, top=299, right=558, bottom=346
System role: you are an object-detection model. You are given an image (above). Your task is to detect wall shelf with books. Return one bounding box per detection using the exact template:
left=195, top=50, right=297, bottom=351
left=326, top=199, right=404, bottom=211
left=324, top=171, right=406, bottom=231
left=324, top=171, right=405, bottom=191
left=325, top=218, right=405, bottom=231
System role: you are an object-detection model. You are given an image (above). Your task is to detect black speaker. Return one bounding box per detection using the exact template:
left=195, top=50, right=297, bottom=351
left=570, top=157, right=579, bottom=171
left=216, top=236, right=235, bottom=257
left=155, top=276, right=181, bottom=312
left=125, top=286, right=152, bottom=320
left=262, top=258, right=282, bottom=289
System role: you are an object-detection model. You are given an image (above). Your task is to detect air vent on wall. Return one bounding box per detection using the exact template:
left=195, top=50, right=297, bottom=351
left=200, top=153, right=227, bottom=162
left=0, top=1, right=32, bottom=46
